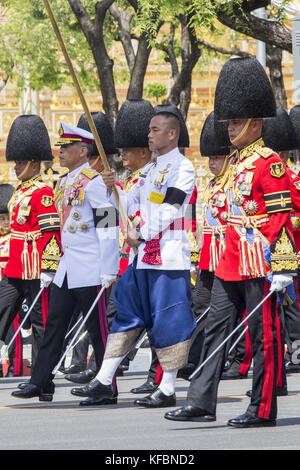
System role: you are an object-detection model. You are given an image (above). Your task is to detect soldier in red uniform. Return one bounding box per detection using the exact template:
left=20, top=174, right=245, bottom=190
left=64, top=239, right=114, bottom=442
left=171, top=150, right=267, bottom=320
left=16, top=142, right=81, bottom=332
left=165, top=57, right=298, bottom=428
left=0, top=115, right=61, bottom=370
left=227, top=107, right=300, bottom=389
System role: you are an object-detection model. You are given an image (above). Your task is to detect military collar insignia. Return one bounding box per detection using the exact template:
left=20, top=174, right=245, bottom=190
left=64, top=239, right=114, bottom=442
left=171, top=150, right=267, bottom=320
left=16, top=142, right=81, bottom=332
left=237, top=138, right=265, bottom=161
left=20, top=174, right=43, bottom=190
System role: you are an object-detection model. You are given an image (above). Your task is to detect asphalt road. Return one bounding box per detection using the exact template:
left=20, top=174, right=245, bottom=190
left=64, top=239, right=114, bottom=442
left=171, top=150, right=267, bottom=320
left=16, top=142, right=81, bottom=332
left=0, top=348, right=300, bottom=453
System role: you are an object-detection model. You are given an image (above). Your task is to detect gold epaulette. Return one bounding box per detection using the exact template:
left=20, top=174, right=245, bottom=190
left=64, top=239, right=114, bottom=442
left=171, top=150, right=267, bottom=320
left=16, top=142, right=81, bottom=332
left=81, top=169, right=98, bottom=180
left=256, top=146, right=275, bottom=159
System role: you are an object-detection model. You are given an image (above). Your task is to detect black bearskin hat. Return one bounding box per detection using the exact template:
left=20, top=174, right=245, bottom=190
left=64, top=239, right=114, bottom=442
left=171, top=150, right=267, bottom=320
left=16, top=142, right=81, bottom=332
left=214, top=57, right=276, bottom=121
left=200, top=112, right=231, bottom=157
left=77, top=112, right=117, bottom=156
left=290, top=105, right=300, bottom=149
left=6, top=114, right=53, bottom=162
left=262, top=107, right=298, bottom=152
left=0, top=184, right=14, bottom=214
left=154, top=104, right=190, bottom=148
left=114, top=99, right=155, bottom=148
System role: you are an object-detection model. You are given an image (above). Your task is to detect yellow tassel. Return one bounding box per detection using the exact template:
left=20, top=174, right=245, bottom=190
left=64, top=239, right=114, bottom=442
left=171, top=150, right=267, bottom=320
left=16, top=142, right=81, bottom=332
left=219, top=230, right=226, bottom=259
left=253, top=228, right=266, bottom=277
left=21, top=239, right=31, bottom=280
left=239, top=227, right=251, bottom=276
left=209, top=230, right=218, bottom=272
left=31, top=239, right=40, bottom=279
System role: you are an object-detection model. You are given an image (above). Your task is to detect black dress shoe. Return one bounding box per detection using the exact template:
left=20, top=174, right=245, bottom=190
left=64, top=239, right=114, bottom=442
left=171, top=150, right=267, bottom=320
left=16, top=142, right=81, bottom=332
left=228, top=412, right=276, bottom=428
left=65, top=369, right=96, bottom=384
left=130, top=380, right=158, bottom=394
left=18, top=379, right=30, bottom=389
left=71, top=379, right=114, bottom=399
left=221, top=362, right=247, bottom=380
left=11, top=383, right=54, bottom=402
left=63, top=364, right=86, bottom=375
left=134, top=389, right=176, bottom=408
left=79, top=396, right=118, bottom=406
left=285, top=361, right=300, bottom=373
left=164, top=405, right=216, bottom=422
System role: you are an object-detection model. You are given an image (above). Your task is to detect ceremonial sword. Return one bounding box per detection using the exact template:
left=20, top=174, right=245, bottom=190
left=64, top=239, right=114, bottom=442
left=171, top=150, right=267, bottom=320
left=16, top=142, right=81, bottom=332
left=0, top=287, right=44, bottom=363
left=52, top=285, right=106, bottom=375
left=188, top=290, right=274, bottom=381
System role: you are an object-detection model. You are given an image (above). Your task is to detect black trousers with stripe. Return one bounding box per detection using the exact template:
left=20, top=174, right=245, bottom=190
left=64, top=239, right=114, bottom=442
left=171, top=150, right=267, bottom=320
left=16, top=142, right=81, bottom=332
left=30, top=276, right=112, bottom=392
left=0, top=276, right=46, bottom=369
left=187, top=276, right=279, bottom=420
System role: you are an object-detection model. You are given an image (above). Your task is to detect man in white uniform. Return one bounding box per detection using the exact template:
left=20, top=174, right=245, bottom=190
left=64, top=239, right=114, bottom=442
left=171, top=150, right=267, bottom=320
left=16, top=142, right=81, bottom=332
left=74, top=107, right=197, bottom=408
left=12, top=122, right=119, bottom=402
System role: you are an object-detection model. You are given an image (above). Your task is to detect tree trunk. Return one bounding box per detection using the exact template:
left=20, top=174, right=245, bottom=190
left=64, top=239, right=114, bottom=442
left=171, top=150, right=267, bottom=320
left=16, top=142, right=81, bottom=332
left=214, top=1, right=292, bottom=53
left=266, top=44, right=287, bottom=110
left=67, top=0, right=118, bottom=127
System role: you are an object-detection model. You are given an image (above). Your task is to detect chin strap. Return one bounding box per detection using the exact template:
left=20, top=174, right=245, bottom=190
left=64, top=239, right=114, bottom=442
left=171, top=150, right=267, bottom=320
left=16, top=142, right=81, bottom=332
left=17, top=161, right=31, bottom=181
left=231, top=118, right=252, bottom=147
left=89, top=156, right=100, bottom=169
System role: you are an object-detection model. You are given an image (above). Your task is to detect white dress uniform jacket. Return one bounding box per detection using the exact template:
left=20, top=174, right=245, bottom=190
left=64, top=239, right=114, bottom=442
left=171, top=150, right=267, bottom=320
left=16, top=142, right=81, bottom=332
left=54, top=162, right=119, bottom=288
left=110, top=148, right=196, bottom=271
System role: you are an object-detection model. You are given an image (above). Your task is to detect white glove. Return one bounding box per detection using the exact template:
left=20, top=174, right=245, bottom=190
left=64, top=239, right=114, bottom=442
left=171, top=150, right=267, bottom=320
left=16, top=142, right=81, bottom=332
left=40, top=272, right=55, bottom=289
left=100, top=274, right=117, bottom=289
left=270, top=274, right=293, bottom=292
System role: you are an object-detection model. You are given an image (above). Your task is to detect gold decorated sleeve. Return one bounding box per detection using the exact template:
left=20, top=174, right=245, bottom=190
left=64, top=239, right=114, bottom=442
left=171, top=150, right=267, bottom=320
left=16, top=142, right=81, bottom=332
left=41, top=235, right=62, bottom=272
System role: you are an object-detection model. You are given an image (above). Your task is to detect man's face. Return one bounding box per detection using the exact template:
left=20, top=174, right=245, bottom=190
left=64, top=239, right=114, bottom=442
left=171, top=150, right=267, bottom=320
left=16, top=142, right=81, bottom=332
left=148, top=115, right=173, bottom=153
left=14, top=161, right=39, bottom=181
left=0, top=213, right=10, bottom=233
left=120, top=148, right=145, bottom=171
left=208, top=155, right=227, bottom=176
left=227, top=119, right=249, bottom=147
left=59, top=142, right=85, bottom=170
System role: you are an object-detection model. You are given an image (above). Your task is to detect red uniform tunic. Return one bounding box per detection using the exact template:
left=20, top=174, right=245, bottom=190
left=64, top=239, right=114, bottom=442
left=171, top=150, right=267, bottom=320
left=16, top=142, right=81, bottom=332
left=198, top=177, right=228, bottom=272
left=215, top=139, right=298, bottom=282
left=0, top=233, right=10, bottom=279
left=4, top=175, right=61, bottom=280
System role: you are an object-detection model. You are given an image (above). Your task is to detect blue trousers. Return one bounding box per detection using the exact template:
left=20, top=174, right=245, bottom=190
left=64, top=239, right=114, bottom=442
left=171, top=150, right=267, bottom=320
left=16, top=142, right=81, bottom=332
left=111, top=258, right=196, bottom=350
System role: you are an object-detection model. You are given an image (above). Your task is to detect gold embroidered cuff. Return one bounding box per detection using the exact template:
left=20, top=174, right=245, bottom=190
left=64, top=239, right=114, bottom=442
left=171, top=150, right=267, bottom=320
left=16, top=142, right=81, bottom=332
left=155, top=339, right=191, bottom=371
left=191, top=251, right=200, bottom=264
left=104, top=328, right=143, bottom=359
left=270, top=227, right=298, bottom=274
left=42, top=235, right=61, bottom=272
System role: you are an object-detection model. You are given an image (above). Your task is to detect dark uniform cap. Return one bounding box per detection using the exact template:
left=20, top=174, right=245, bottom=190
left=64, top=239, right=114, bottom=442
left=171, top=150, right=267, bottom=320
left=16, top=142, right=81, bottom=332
left=214, top=57, right=276, bottom=121
left=6, top=114, right=53, bottom=162
left=154, top=104, right=190, bottom=148
left=262, top=107, right=299, bottom=152
left=114, top=99, right=155, bottom=149
left=200, top=111, right=231, bottom=157
left=0, top=184, right=14, bottom=214
left=289, top=105, right=300, bottom=148
left=77, top=112, right=117, bottom=156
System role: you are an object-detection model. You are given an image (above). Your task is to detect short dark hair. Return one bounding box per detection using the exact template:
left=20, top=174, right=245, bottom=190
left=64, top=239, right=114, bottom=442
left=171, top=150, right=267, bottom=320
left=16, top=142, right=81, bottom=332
left=77, top=141, right=93, bottom=158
